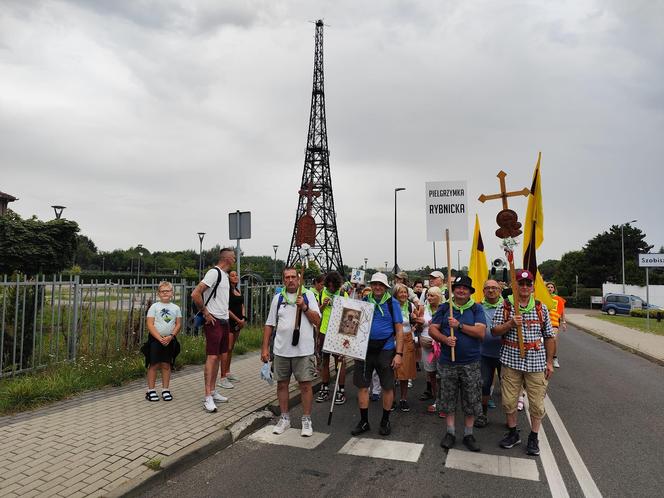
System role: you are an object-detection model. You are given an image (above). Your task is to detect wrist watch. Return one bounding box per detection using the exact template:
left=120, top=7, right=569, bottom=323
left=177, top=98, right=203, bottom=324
left=395, top=352, right=403, bottom=356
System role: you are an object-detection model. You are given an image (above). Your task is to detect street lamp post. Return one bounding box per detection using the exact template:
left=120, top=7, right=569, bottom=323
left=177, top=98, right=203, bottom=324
left=197, top=232, right=206, bottom=281
left=137, top=245, right=143, bottom=284
left=364, top=258, right=368, bottom=270
left=384, top=261, right=388, bottom=272
left=51, top=205, right=66, bottom=219
left=394, top=187, right=406, bottom=274
left=457, top=250, right=462, bottom=274
left=272, top=245, right=279, bottom=280
left=101, top=256, right=105, bottom=274
left=621, top=219, right=637, bottom=293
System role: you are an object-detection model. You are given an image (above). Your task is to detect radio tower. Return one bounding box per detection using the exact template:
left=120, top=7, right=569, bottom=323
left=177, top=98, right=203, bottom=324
left=286, top=20, right=344, bottom=275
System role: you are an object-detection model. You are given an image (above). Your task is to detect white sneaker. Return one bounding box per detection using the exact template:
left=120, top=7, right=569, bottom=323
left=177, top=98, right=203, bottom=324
left=273, top=416, right=291, bottom=435
left=301, top=417, right=313, bottom=437
left=212, top=390, right=229, bottom=403
left=218, top=377, right=234, bottom=389
left=226, top=372, right=239, bottom=382
left=553, top=358, right=560, bottom=368
left=407, top=379, right=414, bottom=388
left=204, top=396, right=217, bottom=413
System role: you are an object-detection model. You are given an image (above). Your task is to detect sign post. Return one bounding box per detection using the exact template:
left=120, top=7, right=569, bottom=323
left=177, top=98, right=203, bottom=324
left=638, top=253, right=664, bottom=332
left=425, top=181, right=468, bottom=362
left=228, top=210, right=251, bottom=282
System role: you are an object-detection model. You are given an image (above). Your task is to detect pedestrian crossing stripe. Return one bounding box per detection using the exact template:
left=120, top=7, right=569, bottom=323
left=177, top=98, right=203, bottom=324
left=445, top=449, right=540, bottom=481
left=247, top=425, right=329, bottom=449
left=338, top=437, right=424, bottom=463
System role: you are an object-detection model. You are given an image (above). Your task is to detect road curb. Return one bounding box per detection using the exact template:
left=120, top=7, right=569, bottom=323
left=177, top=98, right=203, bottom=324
left=568, top=319, right=664, bottom=368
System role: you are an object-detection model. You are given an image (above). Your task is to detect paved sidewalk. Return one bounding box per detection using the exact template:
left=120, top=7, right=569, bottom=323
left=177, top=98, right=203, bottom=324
left=0, top=351, right=299, bottom=497
left=566, top=309, right=664, bottom=364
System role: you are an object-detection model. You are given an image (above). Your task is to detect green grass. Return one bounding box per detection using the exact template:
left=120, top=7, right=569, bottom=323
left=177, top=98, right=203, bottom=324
left=0, top=326, right=264, bottom=415
left=144, top=458, right=162, bottom=471
left=594, top=314, right=664, bottom=336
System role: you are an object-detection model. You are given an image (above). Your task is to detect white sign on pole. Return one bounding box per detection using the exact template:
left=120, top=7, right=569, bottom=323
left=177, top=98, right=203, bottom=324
left=350, top=269, right=365, bottom=284
left=425, top=181, right=468, bottom=241
left=638, top=253, right=664, bottom=268
left=322, top=297, right=374, bottom=360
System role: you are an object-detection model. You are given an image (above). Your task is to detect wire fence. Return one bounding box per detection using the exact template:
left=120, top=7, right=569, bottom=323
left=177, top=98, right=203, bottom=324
left=0, top=275, right=279, bottom=378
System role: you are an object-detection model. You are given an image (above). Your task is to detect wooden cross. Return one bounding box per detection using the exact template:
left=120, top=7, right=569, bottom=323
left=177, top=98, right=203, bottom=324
left=478, top=170, right=530, bottom=358
left=478, top=171, right=530, bottom=209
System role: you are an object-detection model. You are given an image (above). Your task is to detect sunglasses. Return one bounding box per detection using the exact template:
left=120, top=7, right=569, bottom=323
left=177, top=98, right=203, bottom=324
left=517, top=281, right=533, bottom=287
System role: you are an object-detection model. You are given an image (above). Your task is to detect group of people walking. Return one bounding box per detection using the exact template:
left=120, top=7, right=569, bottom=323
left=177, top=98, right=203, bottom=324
left=143, top=247, right=566, bottom=459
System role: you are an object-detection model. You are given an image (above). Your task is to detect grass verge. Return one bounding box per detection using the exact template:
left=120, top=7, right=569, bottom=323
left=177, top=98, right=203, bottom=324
left=594, top=314, right=664, bottom=336
left=0, top=326, right=263, bottom=415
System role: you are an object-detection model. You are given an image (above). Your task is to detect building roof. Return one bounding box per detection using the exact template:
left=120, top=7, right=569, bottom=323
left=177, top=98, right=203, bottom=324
left=0, top=191, right=18, bottom=202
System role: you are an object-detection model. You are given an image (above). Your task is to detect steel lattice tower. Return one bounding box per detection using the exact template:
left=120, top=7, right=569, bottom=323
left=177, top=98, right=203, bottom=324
left=286, top=20, right=344, bottom=275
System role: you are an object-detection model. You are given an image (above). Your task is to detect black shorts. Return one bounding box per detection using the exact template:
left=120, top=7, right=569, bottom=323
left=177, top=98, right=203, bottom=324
left=147, top=335, right=176, bottom=367
left=353, top=349, right=395, bottom=390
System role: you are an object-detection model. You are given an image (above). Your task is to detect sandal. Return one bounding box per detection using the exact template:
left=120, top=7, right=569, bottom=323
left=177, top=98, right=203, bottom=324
left=162, top=390, right=173, bottom=401
left=145, top=390, right=159, bottom=402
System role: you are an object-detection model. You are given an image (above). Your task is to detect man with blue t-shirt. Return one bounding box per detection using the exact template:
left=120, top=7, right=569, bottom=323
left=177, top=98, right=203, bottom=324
left=429, top=275, right=487, bottom=452
left=351, top=272, right=404, bottom=437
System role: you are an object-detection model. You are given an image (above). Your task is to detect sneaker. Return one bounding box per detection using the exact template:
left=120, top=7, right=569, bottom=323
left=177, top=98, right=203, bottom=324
left=226, top=372, right=239, bottom=382
left=273, top=416, right=291, bottom=435
left=204, top=397, right=217, bottom=413
left=407, top=379, right=414, bottom=388
left=334, top=390, right=346, bottom=405
left=218, top=377, right=234, bottom=389
left=390, top=401, right=396, bottom=411
left=553, top=357, right=560, bottom=368
left=370, top=393, right=381, bottom=402
left=398, top=399, right=410, bottom=412
left=316, top=388, right=330, bottom=403
left=212, top=390, right=229, bottom=403
left=517, top=395, right=525, bottom=411
left=488, top=398, right=497, bottom=409
left=440, top=432, right=456, bottom=449
left=474, top=414, right=488, bottom=428
left=499, top=429, right=521, bottom=449
left=439, top=410, right=447, bottom=419
left=463, top=434, right=481, bottom=452
left=526, top=433, right=540, bottom=456
left=351, top=420, right=370, bottom=436
left=427, top=403, right=437, bottom=414
left=419, top=391, right=433, bottom=401
left=301, top=417, right=313, bottom=437
left=379, top=420, right=391, bottom=436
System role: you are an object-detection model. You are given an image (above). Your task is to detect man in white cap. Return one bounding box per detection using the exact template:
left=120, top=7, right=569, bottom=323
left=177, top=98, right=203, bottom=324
left=351, top=272, right=404, bottom=437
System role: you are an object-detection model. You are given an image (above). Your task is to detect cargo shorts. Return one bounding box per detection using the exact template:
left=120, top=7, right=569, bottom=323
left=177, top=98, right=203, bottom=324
left=437, top=361, right=483, bottom=417
left=501, top=366, right=548, bottom=419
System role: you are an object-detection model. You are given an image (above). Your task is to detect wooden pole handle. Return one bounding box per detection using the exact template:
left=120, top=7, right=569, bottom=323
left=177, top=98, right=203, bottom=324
left=445, top=229, right=455, bottom=362
left=507, top=261, right=525, bottom=358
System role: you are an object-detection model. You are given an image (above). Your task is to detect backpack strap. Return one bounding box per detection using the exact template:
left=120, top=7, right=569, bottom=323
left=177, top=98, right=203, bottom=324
left=200, top=267, right=222, bottom=311
left=535, top=300, right=545, bottom=331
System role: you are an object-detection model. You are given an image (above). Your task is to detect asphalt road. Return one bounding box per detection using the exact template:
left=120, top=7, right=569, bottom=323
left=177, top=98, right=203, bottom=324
left=143, top=325, right=664, bottom=497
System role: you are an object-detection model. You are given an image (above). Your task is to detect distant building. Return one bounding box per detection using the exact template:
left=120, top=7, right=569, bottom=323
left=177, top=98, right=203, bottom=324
left=0, top=190, right=18, bottom=215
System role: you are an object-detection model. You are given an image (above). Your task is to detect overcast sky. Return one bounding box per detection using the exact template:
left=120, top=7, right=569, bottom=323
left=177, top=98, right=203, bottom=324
left=2, top=0, right=663, bottom=271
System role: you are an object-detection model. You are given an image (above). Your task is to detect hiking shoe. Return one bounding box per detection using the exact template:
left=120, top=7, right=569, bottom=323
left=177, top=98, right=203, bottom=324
left=474, top=414, right=488, bottom=428
left=212, top=390, right=229, bottom=403
left=398, top=399, right=410, bottom=412
left=204, top=397, right=217, bottom=413
left=370, top=393, right=381, bottom=402
left=273, top=416, right=291, bottom=435
left=316, top=388, right=330, bottom=403
left=301, top=417, right=313, bottom=437
left=517, top=395, right=525, bottom=411
left=553, top=357, right=560, bottom=368
left=440, top=432, right=456, bottom=449
left=463, top=434, right=481, bottom=452
left=488, top=398, right=497, bottom=409
left=226, top=372, right=239, bottom=382
left=218, top=377, right=234, bottom=389
left=334, top=390, right=346, bottom=405
left=527, top=433, right=540, bottom=456
left=351, top=421, right=370, bottom=436
left=379, top=420, right=391, bottom=436
left=500, top=429, right=521, bottom=449
left=419, top=391, right=433, bottom=401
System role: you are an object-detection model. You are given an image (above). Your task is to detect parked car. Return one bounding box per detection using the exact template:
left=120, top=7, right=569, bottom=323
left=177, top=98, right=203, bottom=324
left=602, top=293, right=661, bottom=315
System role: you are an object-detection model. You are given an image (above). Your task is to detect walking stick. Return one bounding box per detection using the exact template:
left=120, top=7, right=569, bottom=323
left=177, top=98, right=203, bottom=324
left=327, top=357, right=343, bottom=425
left=445, top=228, right=456, bottom=362
left=292, top=253, right=305, bottom=346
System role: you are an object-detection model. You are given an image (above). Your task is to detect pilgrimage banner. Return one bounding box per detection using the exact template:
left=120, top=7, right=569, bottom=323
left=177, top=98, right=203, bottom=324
left=425, top=181, right=468, bottom=241
left=322, top=297, right=374, bottom=360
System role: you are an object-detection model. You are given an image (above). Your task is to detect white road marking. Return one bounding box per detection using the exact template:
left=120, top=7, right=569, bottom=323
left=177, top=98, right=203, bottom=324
left=247, top=425, right=329, bottom=449
left=524, top=395, right=570, bottom=498
left=545, top=395, right=603, bottom=498
left=338, top=437, right=423, bottom=462
left=445, top=449, right=540, bottom=481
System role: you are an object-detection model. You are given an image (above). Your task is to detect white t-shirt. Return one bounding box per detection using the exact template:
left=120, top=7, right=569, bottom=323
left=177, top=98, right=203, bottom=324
left=266, top=290, right=320, bottom=358
left=201, top=267, right=229, bottom=320
left=421, top=304, right=435, bottom=339
left=147, top=302, right=182, bottom=336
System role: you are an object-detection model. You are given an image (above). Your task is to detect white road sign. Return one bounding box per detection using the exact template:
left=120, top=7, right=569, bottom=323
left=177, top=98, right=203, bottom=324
left=425, top=181, right=468, bottom=241
left=638, top=253, right=664, bottom=268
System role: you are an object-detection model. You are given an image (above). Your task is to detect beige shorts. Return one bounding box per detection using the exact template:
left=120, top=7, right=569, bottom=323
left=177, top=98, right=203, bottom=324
left=273, top=354, right=316, bottom=383
left=501, top=366, right=548, bottom=419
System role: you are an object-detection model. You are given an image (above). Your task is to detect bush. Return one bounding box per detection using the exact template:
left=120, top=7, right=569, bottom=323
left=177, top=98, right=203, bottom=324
left=630, top=309, right=664, bottom=319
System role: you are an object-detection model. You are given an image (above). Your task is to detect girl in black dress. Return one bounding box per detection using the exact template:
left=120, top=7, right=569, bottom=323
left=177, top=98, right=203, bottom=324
left=221, top=270, right=246, bottom=383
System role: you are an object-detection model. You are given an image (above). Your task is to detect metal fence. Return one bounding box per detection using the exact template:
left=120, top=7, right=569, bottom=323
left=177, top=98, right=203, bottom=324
left=0, top=275, right=279, bottom=378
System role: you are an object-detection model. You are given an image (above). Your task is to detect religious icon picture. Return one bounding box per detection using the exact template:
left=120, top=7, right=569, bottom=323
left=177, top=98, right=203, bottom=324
left=339, top=308, right=361, bottom=337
